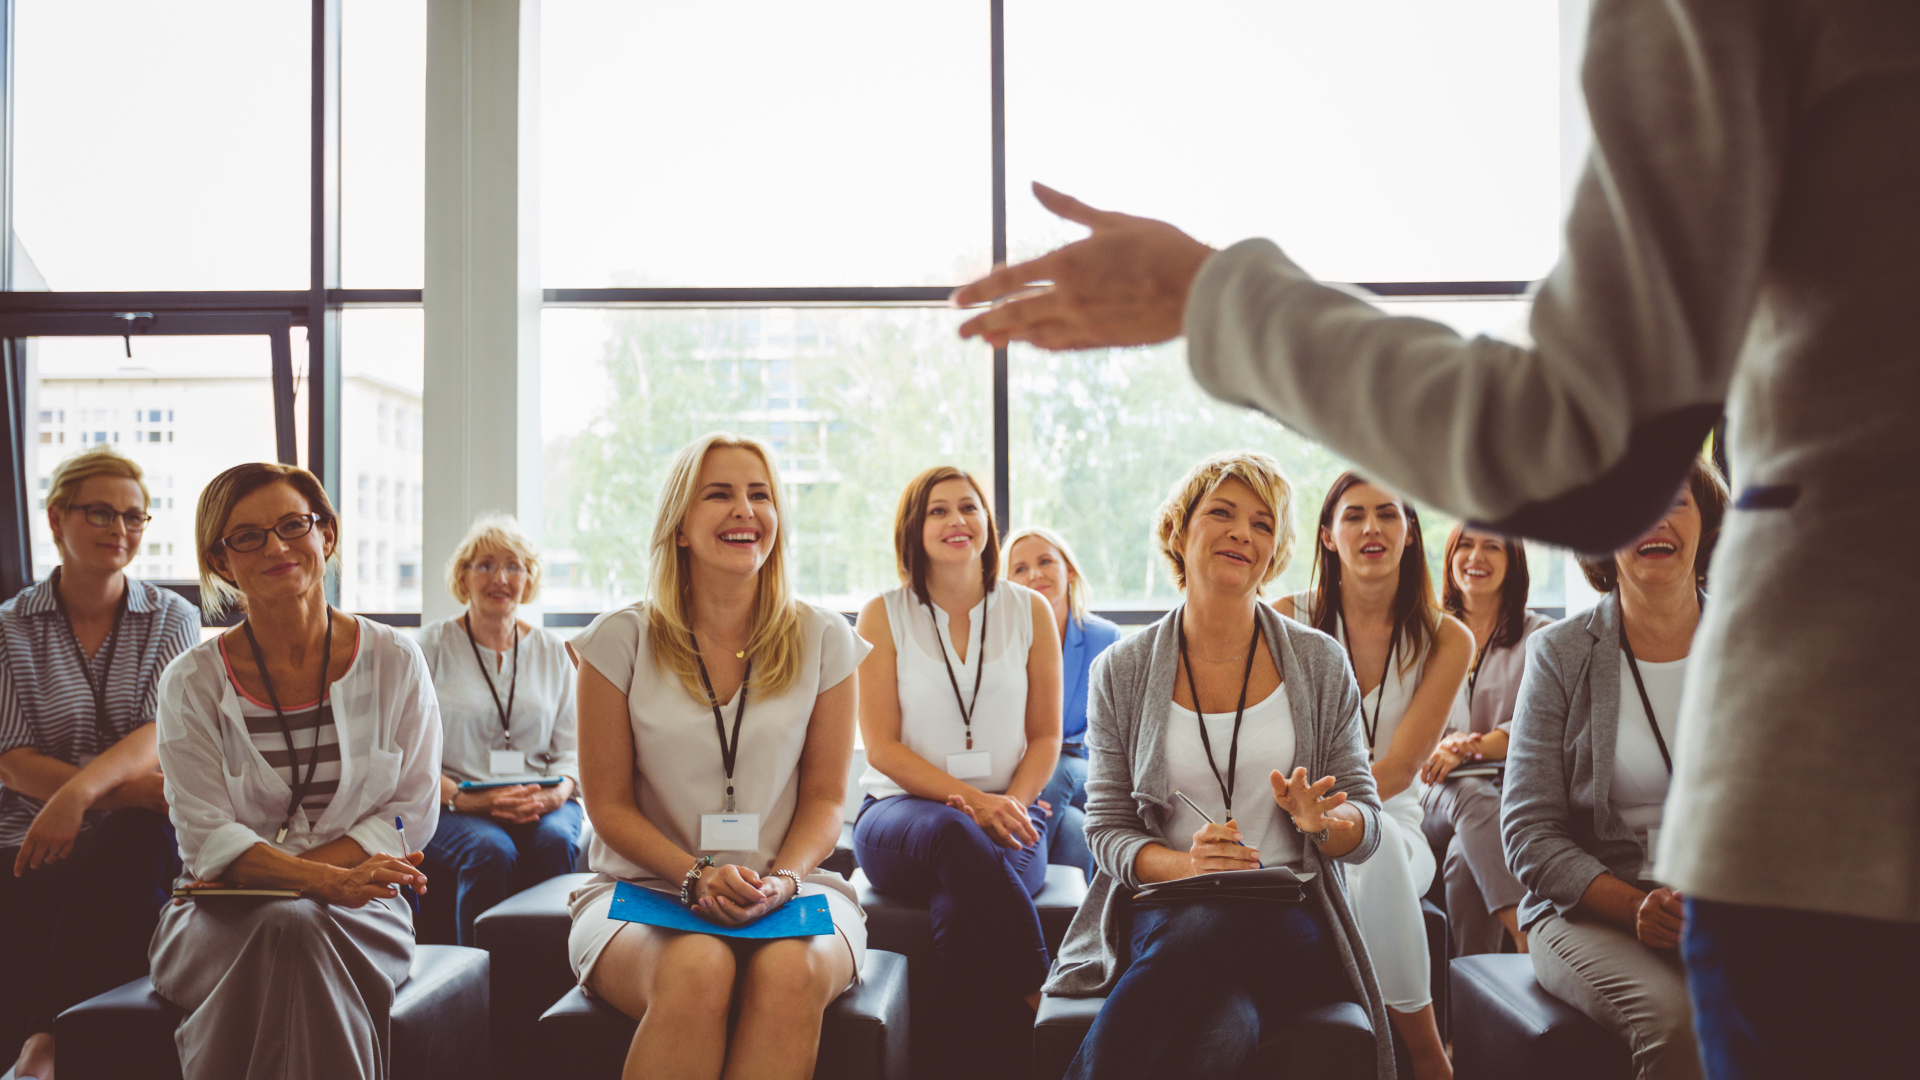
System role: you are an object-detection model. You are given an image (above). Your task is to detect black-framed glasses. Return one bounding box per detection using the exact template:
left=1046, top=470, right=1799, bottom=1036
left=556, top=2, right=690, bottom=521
left=218, top=514, right=325, bottom=554
left=71, top=503, right=152, bottom=531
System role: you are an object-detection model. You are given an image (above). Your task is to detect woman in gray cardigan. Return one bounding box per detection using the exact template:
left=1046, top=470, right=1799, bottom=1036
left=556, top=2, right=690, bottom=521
left=1502, top=457, right=1726, bottom=1080
left=1045, top=451, right=1395, bottom=1080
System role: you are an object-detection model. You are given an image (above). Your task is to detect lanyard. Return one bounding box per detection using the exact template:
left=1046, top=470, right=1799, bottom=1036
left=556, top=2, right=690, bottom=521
left=48, top=567, right=129, bottom=751
left=691, top=635, right=751, bottom=812
left=1341, top=620, right=1398, bottom=761
left=1466, top=642, right=1487, bottom=712
left=242, top=611, right=334, bottom=843
left=461, top=615, right=520, bottom=741
left=1175, top=616, right=1261, bottom=818
left=1618, top=622, right=1673, bottom=775
left=930, top=590, right=990, bottom=752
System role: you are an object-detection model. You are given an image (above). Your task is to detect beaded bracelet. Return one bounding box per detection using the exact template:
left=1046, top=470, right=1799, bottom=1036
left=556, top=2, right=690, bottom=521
left=680, top=855, right=714, bottom=906
left=771, top=868, right=804, bottom=901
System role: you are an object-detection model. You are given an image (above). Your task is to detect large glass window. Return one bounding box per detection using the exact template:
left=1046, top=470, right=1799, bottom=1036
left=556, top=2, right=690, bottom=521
left=542, top=309, right=991, bottom=611
left=12, top=0, right=310, bottom=290
left=338, top=310, right=425, bottom=613
left=542, top=1, right=991, bottom=288
left=342, top=0, right=427, bottom=288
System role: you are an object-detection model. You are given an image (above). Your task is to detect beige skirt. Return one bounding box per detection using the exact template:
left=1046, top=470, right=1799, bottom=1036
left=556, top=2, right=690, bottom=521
left=566, top=871, right=867, bottom=994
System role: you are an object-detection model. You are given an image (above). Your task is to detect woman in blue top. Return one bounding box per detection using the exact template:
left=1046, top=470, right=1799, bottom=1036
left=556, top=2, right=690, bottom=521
left=1004, top=526, right=1121, bottom=881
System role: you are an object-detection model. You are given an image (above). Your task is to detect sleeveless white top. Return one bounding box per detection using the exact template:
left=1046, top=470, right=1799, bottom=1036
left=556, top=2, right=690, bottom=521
left=1288, top=589, right=1434, bottom=827
left=861, top=581, right=1037, bottom=800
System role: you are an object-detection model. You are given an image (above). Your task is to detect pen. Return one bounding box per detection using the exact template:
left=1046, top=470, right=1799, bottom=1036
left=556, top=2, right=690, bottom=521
left=1171, top=790, right=1248, bottom=847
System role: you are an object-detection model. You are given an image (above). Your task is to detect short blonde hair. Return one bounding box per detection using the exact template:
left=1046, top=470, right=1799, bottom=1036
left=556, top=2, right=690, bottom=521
left=646, top=433, right=804, bottom=700
left=1154, top=450, right=1297, bottom=593
left=195, top=463, right=340, bottom=620
left=47, top=446, right=150, bottom=556
left=1003, top=525, right=1088, bottom=622
left=445, top=512, right=543, bottom=605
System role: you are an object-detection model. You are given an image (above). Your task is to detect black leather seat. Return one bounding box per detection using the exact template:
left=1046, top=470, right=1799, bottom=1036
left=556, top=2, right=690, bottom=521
left=53, top=943, right=490, bottom=1080
left=1032, top=993, right=1376, bottom=1080
left=853, top=863, right=1086, bottom=1080
left=1449, top=953, right=1631, bottom=1080
left=536, top=948, right=910, bottom=1080
left=472, top=871, right=594, bottom=1077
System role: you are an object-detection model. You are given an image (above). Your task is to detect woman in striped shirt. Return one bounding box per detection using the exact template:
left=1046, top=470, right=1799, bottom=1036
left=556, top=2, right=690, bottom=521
left=0, top=445, right=199, bottom=1080
left=150, top=463, right=442, bottom=1080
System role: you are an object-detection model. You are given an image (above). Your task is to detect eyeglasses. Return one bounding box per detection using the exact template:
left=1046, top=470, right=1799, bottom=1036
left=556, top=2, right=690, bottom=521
left=71, top=503, right=152, bottom=531
left=470, top=560, right=528, bottom=579
left=218, top=513, right=324, bottom=553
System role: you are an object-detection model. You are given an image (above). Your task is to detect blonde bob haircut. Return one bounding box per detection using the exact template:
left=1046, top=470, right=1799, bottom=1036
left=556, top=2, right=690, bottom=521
left=647, top=432, right=804, bottom=700
left=195, top=462, right=341, bottom=621
left=1002, top=524, right=1088, bottom=623
left=446, top=512, right=543, bottom=605
left=46, top=445, right=151, bottom=557
left=1153, top=450, right=1297, bottom=593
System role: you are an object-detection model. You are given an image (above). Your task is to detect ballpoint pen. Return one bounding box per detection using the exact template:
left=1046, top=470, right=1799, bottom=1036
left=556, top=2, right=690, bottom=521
left=1171, top=790, right=1248, bottom=848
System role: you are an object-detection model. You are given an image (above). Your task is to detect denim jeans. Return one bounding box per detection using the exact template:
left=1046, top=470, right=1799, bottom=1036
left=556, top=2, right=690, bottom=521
left=1065, top=895, right=1345, bottom=1080
left=1684, top=897, right=1920, bottom=1080
left=1047, top=749, right=1093, bottom=882
left=421, top=799, right=583, bottom=946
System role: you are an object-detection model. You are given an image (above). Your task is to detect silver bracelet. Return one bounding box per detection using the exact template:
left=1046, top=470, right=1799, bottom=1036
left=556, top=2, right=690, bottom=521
left=771, top=868, right=804, bottom=901
left=680, top=856, right=714, bottom=906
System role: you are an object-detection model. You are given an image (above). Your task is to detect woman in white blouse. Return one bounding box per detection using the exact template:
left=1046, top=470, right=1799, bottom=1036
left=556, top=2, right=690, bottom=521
left=852, top=465, right=1065, bottom=1078
left=151, top=463, right=441, bottom=1080
left=418, top=512, right=580, bottom=946
left=1277, top=472, right=1471, bottom=1080
left=568, top=433, right=867, bottom=1080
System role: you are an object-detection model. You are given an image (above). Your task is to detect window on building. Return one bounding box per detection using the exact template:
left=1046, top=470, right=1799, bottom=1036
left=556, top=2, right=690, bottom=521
left=377, top=542, right=389, bottom=582
left=357, top=474, right=370, bottom=516
left=358, top=540, right=370, bottom=582
left=376, top=478, right=389, bottom=521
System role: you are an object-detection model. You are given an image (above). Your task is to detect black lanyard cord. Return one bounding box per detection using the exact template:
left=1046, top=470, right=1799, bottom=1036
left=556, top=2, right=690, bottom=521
left=242, top=610, right=334, bottom=844
left=462, top=614, right=520, bottom=740
left=49, top=567, right=129, bottom=750
left=691, top=635, right=751, bottom=813
left=1176, top=615, right=1262, bottom=818
left=1341, top=619, right=1398, bottom=761
left=1618, top=623, right=1674, bottom=775
left=930, top=590, right=990, bottom=752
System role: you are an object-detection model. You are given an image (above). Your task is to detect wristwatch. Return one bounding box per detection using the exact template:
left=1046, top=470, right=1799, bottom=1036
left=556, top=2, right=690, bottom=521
left=1294, top=818, right=1330, bottom=845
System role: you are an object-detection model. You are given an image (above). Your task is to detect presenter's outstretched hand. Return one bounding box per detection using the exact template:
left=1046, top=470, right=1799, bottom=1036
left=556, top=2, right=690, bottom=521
left=952, top=183, right=1213, bottom=351
left=1636, top=887, right=1686, bottom=949
left=1271, top=768, right=1355, bottom=836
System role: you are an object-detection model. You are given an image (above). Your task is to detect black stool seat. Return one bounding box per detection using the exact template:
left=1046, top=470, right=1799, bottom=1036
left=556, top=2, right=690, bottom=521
left=537, top=948, right=910, bottom=1080
left=472, top=871, right=595, bottom=1076
left=53, top=943, right=490, bottom=1080
left=1449, top=953, right=1631, bottom=1080
left=1032, top=992, right=1375, bottom=1080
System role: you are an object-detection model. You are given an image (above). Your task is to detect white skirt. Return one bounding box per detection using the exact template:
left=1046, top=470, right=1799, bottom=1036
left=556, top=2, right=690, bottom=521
left=1345, top=785, right=1439, bottom=1013
left=566, top=872, right=867, bottom=994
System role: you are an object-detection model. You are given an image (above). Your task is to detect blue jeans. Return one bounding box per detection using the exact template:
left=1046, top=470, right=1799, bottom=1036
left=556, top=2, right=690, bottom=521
left=422, top=799, right=583, bottom=946
left=1065, top=897, right=1344, bottom=1080
left=1047, top=750, right=1093, bottom=882
left=1684, top=898, right=1920, bottom=1079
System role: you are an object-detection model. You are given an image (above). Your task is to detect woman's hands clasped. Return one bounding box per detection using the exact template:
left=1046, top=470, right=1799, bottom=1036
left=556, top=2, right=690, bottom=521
left=689, top=863, right=796, bottom=927
left=1270, top=768, right=1356, bottom=839
left=1420, top=732, right=1481, bottom=785
left=946, top=790, right=1041, bottom=850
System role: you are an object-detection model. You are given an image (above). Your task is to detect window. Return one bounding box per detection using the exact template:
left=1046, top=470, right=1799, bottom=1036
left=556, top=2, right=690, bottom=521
left=357, top=475, right=370, bottom=516
left=340, top=309, right=424, bottom=613
left=357, top=541, right=370, bottom=582
left=377, top=401, right=390, bottom=446
left=377, top=542, right=389, bottom=583
left=377, top=478, right=389, bottom=521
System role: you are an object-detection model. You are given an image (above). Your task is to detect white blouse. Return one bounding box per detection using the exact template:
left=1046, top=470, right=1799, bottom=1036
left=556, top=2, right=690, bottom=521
left=1163, top=688, right=1303, bottom=870
left=155, top=617, right=444, bottom=881
left=572, top=600, right=869, bottom=892
left=1611, top=652, right=1688, bottom=865
left=418, top=616, right=578, bottom=786
left=860, top=582, right=1038, bottom=800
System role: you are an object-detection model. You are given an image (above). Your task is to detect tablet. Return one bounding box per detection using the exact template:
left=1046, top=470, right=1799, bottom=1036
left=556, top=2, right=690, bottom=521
left=459, top=777, right=566, bottom=791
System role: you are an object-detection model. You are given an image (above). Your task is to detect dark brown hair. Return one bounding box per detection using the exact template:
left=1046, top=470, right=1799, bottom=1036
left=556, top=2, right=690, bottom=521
left=893, top=465, right=998, bottom=606
left=195, top=462, right=341, bottom=619
left=1577, top=454, right=1730, bottom=592
left=1310, top=471, right=1439, bottom=670
left=1440, top=525, right=1531, bottom=651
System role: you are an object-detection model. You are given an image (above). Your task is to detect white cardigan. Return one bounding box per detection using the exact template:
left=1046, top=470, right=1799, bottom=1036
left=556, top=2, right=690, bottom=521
left=156, top=616, right=443, bottom=880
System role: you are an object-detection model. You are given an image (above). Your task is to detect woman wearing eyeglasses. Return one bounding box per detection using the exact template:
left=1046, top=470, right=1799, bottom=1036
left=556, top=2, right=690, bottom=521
left=148, top=463, right=441, bottom=1080
left=0, top=446, right=199, bottom=1080
left=417, top=513, right=580, bottom=946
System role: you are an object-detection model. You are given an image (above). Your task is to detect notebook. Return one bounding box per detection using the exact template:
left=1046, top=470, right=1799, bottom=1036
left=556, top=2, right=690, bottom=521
left=1132, top=865, right=1316, bottom=904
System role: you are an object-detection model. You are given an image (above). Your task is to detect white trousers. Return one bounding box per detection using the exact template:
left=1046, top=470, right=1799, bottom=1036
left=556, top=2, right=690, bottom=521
left=1345, top=786, right=1436, bottom=1012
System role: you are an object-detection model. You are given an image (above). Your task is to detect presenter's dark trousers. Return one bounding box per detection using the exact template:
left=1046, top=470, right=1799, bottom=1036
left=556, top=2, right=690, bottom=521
left=853, top=775, right=1071, bottom=1079
left=1684, top=897, right=1920, bottom=1080
left=421, top=799, right=583, bottom=946
left=0, top=808, right=178, bottom=1061
left=1066, top=895, right=1345, bottom=1080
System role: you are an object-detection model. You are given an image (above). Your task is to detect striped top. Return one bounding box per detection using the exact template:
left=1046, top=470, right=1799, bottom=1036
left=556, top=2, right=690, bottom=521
left=219, top=637, right=344, bottom=815
left=0, top=576, right=201, bottom=848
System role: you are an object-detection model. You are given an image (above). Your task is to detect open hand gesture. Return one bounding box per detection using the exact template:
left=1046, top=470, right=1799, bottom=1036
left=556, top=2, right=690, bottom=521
left=1270, top=768, right=1355, bottom=838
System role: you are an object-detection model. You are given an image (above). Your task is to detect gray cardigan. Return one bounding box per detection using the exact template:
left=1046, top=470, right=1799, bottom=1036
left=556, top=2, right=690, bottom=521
left=1044, top=603, right=1395, bottom=1080
left=1502, top=592, right=1651, bottom=930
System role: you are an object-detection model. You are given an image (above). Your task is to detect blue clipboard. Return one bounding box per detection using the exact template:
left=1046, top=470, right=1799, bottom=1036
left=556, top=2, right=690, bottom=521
left=608, top=880, right=835, bottom=939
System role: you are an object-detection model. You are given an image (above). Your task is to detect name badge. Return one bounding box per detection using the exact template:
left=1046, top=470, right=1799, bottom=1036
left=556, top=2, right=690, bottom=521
left=489, top=749, right=528, bottom=777
left=700, top=812, right=761, bottom=852
left=946, top=750, right=992, bottom=780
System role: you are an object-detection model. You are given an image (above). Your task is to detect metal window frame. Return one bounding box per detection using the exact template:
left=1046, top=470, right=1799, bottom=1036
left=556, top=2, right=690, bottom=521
left=0, top=0, right=1538, bottom=615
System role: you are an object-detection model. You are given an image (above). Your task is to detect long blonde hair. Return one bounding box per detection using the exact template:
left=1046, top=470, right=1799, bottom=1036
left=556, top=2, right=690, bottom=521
left=1002, top=524, right=1088, bottom=622
left=646, top=433, right=804, bottom=700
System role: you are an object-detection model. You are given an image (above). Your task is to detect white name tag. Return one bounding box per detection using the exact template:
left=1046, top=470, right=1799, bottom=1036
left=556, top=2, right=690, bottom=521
left=945, top=750, right=993, bottom=780
left=700, top=812, right=761, bottom=852
left=489, top=750, right=528, bottom=777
